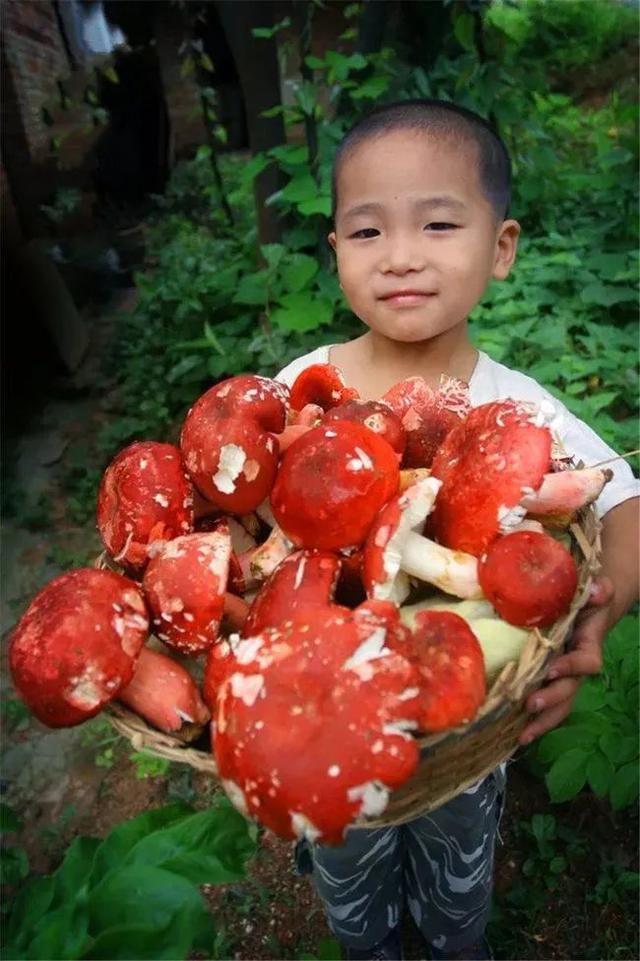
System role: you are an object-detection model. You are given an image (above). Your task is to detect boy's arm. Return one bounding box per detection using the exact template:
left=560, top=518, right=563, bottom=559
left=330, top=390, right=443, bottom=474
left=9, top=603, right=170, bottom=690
left=520, top=495, right=640, bottom=744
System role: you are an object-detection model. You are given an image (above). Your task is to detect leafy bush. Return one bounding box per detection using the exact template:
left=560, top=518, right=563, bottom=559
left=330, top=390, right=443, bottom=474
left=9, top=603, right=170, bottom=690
left=1, top=797, right=257, bottom=961
left=534, top=614, right=639, bottom=809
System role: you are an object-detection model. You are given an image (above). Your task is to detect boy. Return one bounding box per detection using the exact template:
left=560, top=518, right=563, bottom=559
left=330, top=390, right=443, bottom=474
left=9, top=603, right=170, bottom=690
left=276, top=100, right=639, bottom=961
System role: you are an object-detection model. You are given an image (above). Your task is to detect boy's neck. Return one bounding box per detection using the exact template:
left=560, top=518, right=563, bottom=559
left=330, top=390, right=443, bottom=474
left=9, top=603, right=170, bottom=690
left=333, top=324, right=478, bottom=399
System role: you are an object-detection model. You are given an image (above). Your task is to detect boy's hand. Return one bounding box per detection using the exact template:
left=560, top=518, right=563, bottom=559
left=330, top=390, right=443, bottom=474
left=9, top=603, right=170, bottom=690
left=519, top=575, right=614, bottom=745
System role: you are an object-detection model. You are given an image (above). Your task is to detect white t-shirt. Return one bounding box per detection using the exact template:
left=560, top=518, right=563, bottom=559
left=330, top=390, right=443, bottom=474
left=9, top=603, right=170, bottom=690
left=276, top=345, right=639, bottom=519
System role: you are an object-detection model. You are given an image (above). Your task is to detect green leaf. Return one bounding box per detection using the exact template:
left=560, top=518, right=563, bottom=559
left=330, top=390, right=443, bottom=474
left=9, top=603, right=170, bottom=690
left=271, top=294, right=333, bottom=332
left=4, top=875, right=55, bottom=951
left=609, top=762, right=639, bottom=811
left=23, top=901, right=90, bottom=961
left=549, top=856, right=567, bottom=874
left=51, top=836, right=100, bottom=908
left=0, top=846, right=30, bottom=886
left=545, top=748, right=589, bottom=803
left=453, top=11, right=476, bottom=52
left=0, top=803, right=23, bottom=834
left=89, top=803, right=193, bottom=883
left=280, top=254, right=318, bottom=293
left=87, top=865, right=209, bottom=959
left=580, top=283, right=638, bottom=306
left=122, top=802, right=256, bottom=884
left=599, top=733, right=638, bottom=767
left=571, top=680, right=607, bottom=713
left=587, top=751, right=615, bottom=797
left=298, top=195, right=332, bottom=217
left=280, top=173, right=318, bottom=205
left=233, top=270, right=269, bottom=306
left=537, top=726, right=594, bottom=765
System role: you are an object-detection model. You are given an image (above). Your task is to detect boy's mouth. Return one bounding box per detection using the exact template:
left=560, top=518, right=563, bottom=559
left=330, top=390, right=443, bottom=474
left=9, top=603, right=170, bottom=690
left=379, top=290, right=435, bottom=306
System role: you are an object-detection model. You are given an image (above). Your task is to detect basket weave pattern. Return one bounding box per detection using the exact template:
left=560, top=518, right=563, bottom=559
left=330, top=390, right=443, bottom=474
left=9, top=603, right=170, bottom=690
left=105, top=507, right=601, bottom=826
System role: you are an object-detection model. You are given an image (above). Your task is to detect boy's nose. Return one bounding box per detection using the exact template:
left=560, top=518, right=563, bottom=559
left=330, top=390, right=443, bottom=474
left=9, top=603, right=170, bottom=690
left=379, top=237, right=425, bottom=275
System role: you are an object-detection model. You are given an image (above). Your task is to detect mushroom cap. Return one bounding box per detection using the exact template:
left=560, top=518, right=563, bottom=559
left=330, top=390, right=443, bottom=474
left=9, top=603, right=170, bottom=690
left=478, top=530, right=578, bottom=628
left=289, top=363, right=359, bottom=413
left=142, top=526, right=232, bottom=655
left=382, top=375, right=470, bottom=468
left=324, top=399, right=407, bottom=456
left=97, top=441, right=194, bottom=572
left=9, top=568, right=149, bottom=728
left=390, top=610, right=486, bottom=733
left=213, top=610, right=421, bottom=843
left=362, top=477, right=441, bottom=604
left=180, top=375, right=289, bottom=513
left=271, top=423, right=400, bottom=551
left=242, top=550, right=341, bottom=637
left=430, top=400, right=553, bottom=556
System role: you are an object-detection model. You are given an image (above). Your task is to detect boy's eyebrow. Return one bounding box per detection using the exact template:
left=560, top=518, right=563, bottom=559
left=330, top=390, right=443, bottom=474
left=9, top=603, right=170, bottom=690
left=342, top=195, right=468, bottom=219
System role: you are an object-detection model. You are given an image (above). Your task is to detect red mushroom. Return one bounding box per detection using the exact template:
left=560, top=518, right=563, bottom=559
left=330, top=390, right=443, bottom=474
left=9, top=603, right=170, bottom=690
left=213, top=608, right=422, bottom=843
left=362, top=477, right=482, bottom=604
left=243, top=550, right=342, bottom=637
left=323, top=399, right=407, bottom=457
left=520, top=466, right=613, bottom=522
left=430, top=399, right=553, bottom=556
left=478, top=530, right=578, bottom=628
left=180, top=375, right=289, bottom=514
left=97, top=441, right=194, bottom=573
left=9, top=569, right=148, bottom=728
left=389, top=610, right=486, bottom=733
left=289, top=363, right=359, bottom=413
left=118, top=646, right=209, bottom=737
left=142, top=526, right=232, bottom=656
left=271, top=423, right=400, bottom=551
left=382, top=375, right=470, bottom=469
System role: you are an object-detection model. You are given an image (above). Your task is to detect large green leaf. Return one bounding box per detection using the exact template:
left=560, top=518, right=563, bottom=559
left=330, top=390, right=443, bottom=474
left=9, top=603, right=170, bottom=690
left=87, top=865, right=209, bottom=959
left=271, top=293, right=334, bottom=332
left=587, top=751, right=615, bottom=797
left=89, top=803, right=192, bottom=883
left=537, top=725, right=595, bottom=765
left=280, top=254, right=318, bottom=293
left=122, top=802, right=256, bottom=884
left=23, top=902, right=90, bottom=961
left=609, top=762, right=639, bottom=811
left=545, top=748, right=589, bottom=802
left=51, top=836, right=101, bottom=909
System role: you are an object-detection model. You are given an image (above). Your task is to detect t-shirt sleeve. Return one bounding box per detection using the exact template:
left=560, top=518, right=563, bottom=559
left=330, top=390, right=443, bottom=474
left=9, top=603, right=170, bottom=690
left=470, top=354, right=639, bottom=518
left=275, top=345, right=331, bottom=387
left=552, top=400, right=640, bottom=518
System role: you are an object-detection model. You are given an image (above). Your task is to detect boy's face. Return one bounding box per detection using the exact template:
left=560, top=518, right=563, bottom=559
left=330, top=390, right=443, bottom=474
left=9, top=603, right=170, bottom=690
left=329, top=129, right=519, bottom=344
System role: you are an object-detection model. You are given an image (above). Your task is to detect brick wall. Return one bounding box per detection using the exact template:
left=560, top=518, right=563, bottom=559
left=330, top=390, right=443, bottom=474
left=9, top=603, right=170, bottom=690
left=2, top=0, right=70, bottom=163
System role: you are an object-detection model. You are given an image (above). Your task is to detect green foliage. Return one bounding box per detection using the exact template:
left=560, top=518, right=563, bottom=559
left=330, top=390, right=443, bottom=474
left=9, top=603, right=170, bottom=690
left=299, top=937, right=343, bottom=960
left=1, top=798, right=257, bottom=961
left=519, top=813, right=587, bottom=890
left=535, top=615, right=639, bottom=808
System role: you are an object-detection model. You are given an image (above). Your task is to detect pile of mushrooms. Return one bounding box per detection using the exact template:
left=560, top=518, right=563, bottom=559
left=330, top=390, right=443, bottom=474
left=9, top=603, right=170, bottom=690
left=9, top=365, right=611, bottom=843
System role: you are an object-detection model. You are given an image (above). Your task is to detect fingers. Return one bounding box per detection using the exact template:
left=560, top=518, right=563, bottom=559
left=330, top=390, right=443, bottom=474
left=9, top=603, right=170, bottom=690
left=519, top=699, right=574, bottom=744
left=588, top=575, right=614, bottom=607
left=547, top=642, right=603, bottom=680
left=525, top=676, right=579, bottom=716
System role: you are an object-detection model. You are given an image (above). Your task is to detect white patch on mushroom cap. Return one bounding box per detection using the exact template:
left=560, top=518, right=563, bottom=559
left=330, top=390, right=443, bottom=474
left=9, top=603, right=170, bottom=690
left=342, top=627, right=389, bottom=672
left=222, top=778, right=249, bottom=815
left=328, top=765, right=341, bottom=777
left=497, top=502, right=528, bottom=533
left=293, top=557, right=306, bottom=591
left=347, top=780, right=390, bottom=818
left=229, top=672, right=264, bottom=706
left=290, top=812, right=323, bottom=842
left=213, top=444, right=247, bottom=495
left=354, top=447, right=373, bottom=470
left=235, top=636, right=264, bottom=665
left=243, top=459, right=260, bottom=483
left=64, top=663, right=109, bottom=711
left=153, top=493, right=169, bottom=508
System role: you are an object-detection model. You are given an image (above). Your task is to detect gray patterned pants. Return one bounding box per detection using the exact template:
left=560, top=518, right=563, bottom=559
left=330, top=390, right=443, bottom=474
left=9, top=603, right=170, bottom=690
left=296, top=768, right=506, bottom=953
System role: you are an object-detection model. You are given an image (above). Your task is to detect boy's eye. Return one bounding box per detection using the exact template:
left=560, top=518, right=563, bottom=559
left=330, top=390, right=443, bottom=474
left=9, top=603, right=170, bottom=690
left=424, top=222, right=457, bottom=232
left=349, top=228, right=380, bottom=239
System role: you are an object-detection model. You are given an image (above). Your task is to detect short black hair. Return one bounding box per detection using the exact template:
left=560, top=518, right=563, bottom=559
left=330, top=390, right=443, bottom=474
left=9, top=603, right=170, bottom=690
left=331, top=98, right=512, bottom=221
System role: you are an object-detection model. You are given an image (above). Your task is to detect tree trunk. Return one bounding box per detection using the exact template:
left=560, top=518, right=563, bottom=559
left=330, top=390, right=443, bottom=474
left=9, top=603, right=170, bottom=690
left=215, top=0, right=286, bottom=245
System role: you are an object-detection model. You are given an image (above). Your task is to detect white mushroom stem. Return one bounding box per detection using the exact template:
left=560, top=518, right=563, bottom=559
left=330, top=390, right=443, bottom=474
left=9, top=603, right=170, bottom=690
left=520, top=467, right=612, bottom=514
left=255, top=499, right=277, bottom=529
left=400, top=532, right=482, bottom=600
left=248, top=525, right=293, bottom=583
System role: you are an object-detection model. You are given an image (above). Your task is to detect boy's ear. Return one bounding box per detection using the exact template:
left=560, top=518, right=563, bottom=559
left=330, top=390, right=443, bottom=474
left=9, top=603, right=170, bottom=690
left=327, top=231, right=337, bottom=252
left=492, top=219, right=520, bottom=280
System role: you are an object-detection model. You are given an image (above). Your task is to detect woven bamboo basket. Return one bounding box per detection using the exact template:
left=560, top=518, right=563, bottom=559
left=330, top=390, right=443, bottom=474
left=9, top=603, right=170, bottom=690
left=103, top=505, right=601, bottom=827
